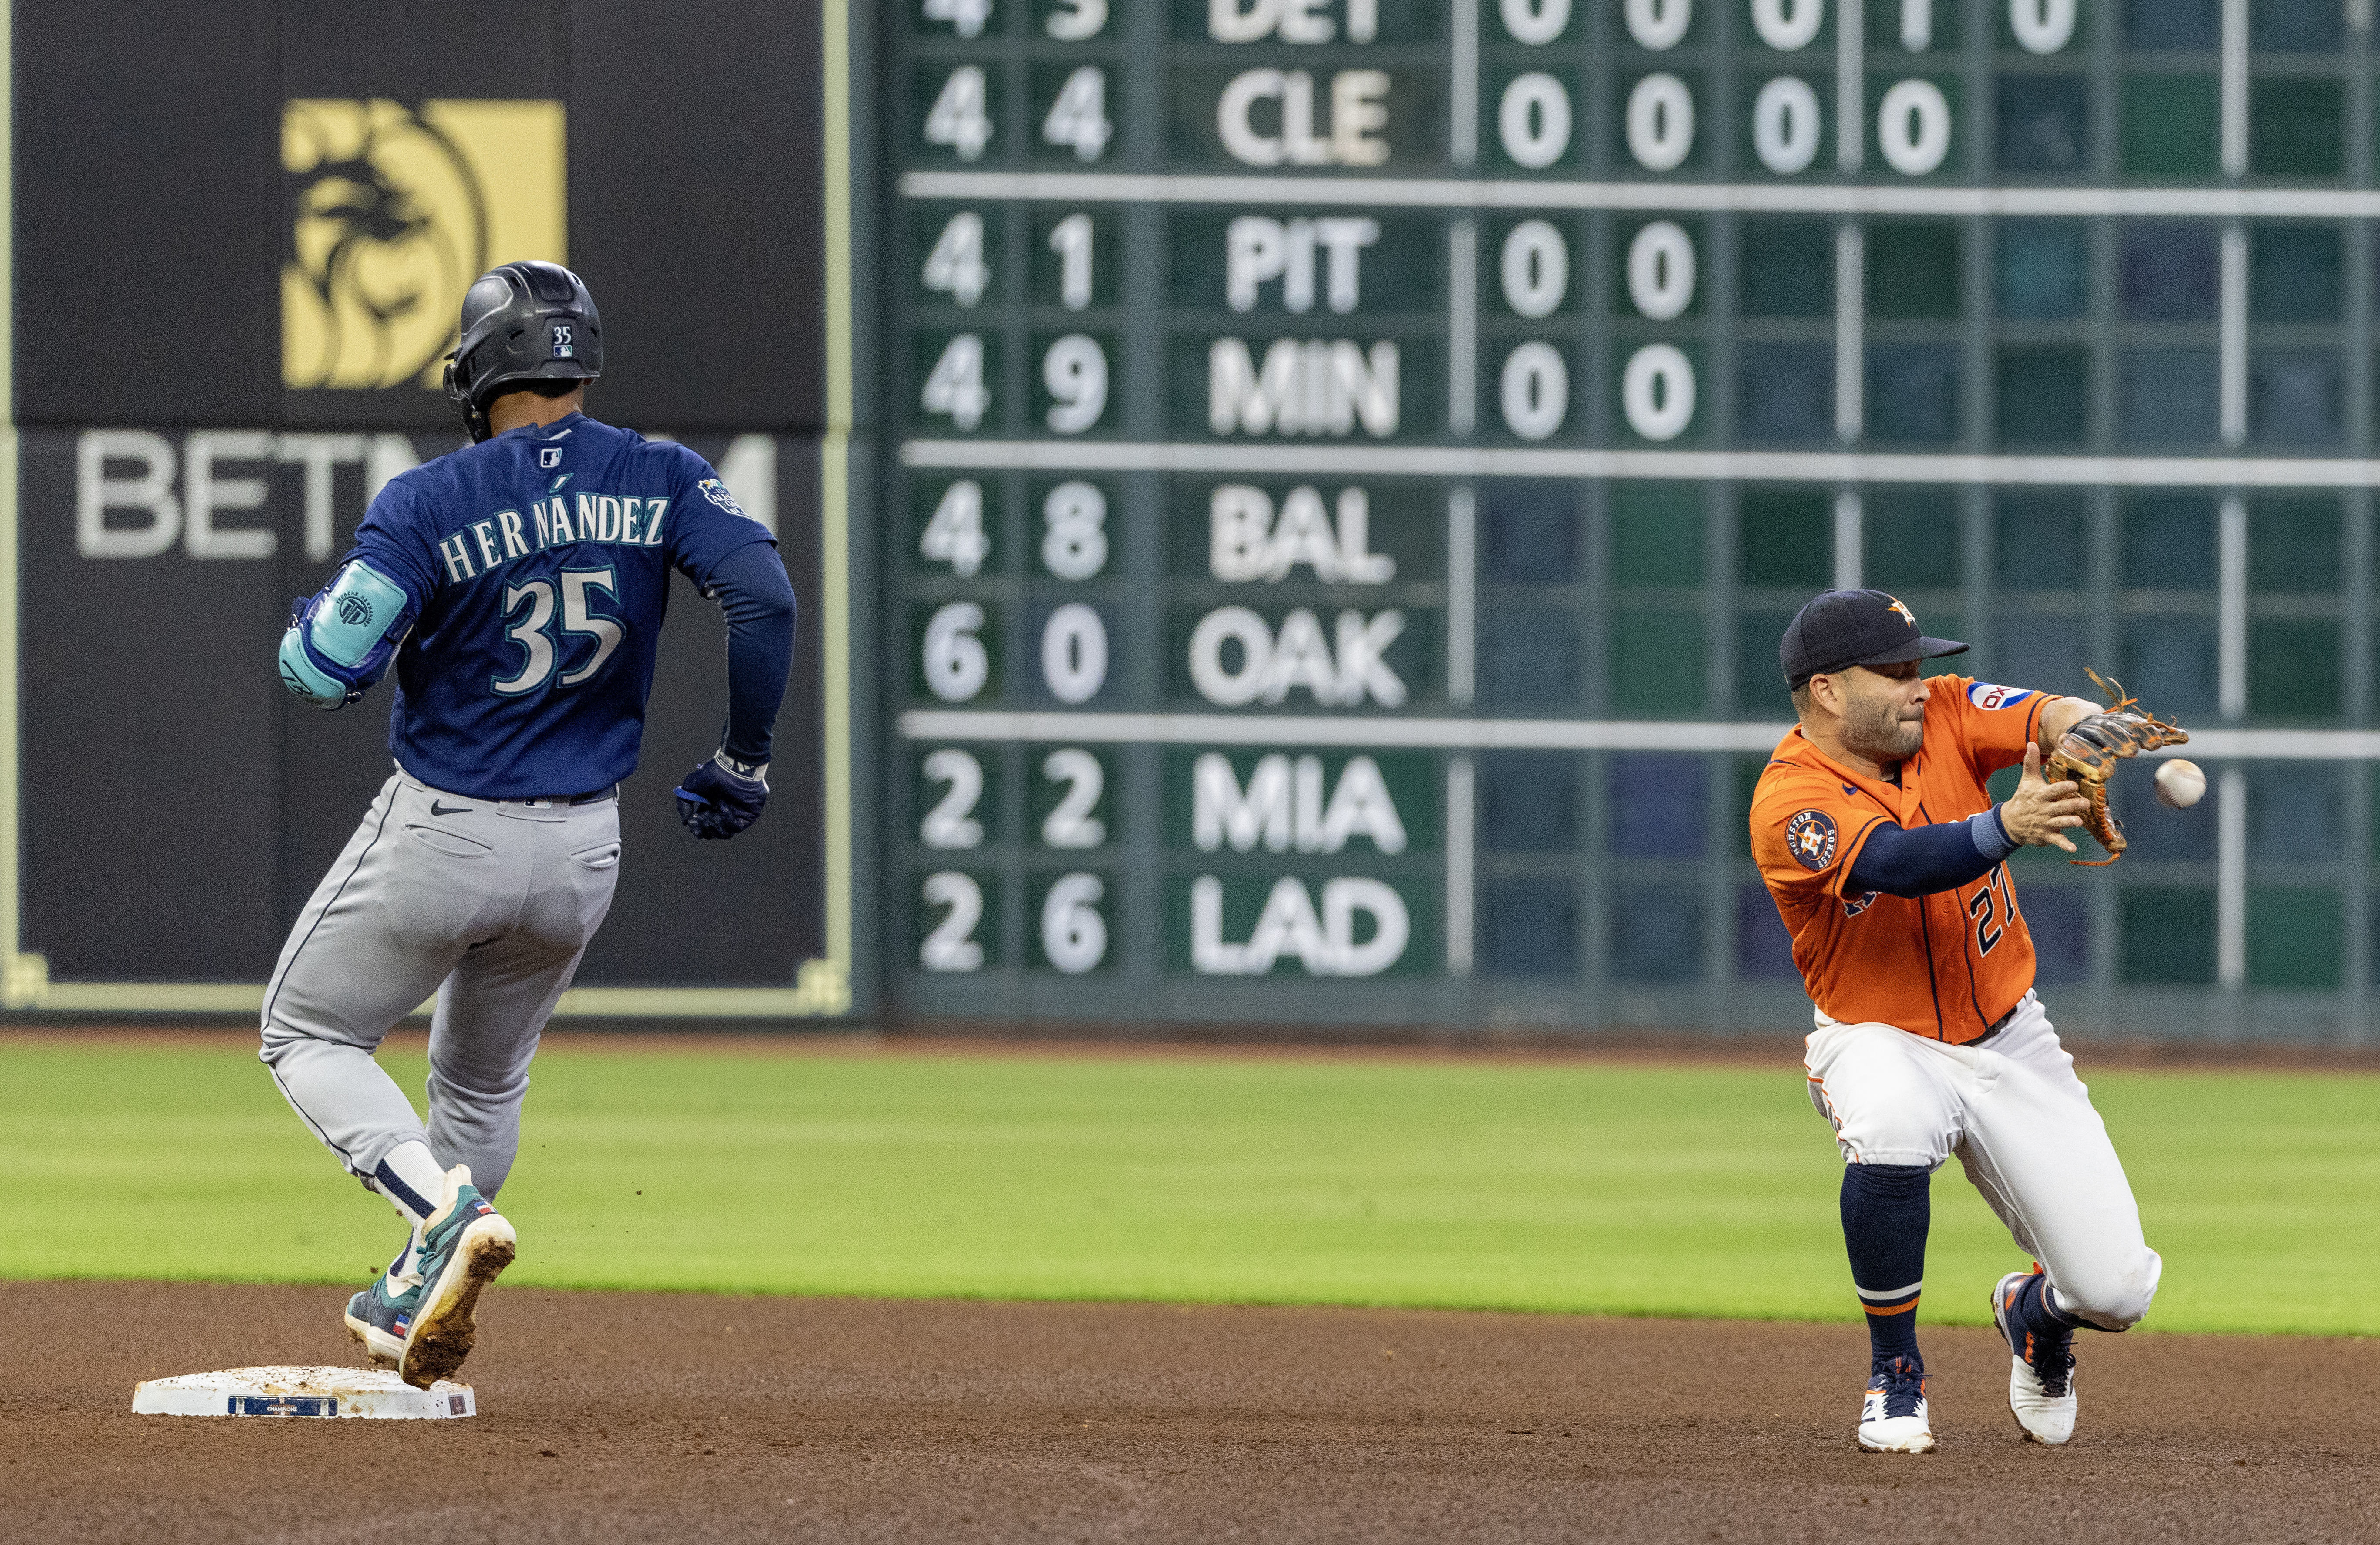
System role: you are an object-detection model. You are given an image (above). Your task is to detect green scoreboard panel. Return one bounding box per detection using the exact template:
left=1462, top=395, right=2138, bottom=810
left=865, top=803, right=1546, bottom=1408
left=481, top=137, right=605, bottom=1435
left=880, top=0, right=2380, bottom=1035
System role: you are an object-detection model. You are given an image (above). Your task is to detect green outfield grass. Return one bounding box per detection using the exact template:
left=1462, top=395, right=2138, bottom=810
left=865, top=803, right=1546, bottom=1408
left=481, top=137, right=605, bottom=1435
left=1, top=1036, right=2371, bottom=1335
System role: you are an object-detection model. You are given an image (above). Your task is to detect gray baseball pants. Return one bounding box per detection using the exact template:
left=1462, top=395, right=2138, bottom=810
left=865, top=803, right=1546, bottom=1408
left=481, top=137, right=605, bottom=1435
left=259, top=767, right=621, bottom=1202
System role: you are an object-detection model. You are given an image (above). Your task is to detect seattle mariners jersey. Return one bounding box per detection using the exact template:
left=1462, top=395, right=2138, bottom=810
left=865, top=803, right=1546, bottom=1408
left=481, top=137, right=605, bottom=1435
left=346, top=412, right=773, bottom=799
left=1751, top=677, right=2050, bottom=1042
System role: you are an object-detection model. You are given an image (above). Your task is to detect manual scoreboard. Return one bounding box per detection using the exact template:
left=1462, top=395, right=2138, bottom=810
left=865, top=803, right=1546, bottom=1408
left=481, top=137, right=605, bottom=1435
left=881, top=0, right=2380, bottom=1032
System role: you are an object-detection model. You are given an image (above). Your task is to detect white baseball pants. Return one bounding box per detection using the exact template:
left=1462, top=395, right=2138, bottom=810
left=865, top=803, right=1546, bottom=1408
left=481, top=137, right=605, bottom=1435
left=259, top=768, right=620, bottom=1202
left=1804, top=992, right=2162, bottom=1330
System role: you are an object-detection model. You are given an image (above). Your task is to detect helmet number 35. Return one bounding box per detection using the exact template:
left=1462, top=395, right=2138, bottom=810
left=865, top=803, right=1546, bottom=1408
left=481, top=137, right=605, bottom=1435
left=492, top=567, right=626, bottom=695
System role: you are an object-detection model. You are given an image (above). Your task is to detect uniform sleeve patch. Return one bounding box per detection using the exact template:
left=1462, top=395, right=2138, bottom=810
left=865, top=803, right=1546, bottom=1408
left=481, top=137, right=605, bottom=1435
left=1784, top=809, right=1839, bottom=871
left=697, top=477, right=750, bottom=520
left=1967, top=683, right=2034, bottom=710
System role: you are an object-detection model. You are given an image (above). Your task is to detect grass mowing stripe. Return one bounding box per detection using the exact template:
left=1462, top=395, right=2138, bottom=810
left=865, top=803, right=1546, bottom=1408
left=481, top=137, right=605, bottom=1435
left=2, top=1041, right=2371, bottom=1335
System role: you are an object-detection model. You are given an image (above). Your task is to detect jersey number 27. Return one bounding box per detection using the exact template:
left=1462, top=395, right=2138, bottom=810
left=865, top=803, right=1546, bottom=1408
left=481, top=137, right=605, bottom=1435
left=1967, top=863, right=2014, bottom=957
left=493, top=567, right=625, bottom=695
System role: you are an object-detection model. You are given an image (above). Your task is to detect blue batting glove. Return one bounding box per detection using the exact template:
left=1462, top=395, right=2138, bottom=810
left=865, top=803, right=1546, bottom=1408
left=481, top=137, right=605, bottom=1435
left=674, top=751, right=768, bottom=840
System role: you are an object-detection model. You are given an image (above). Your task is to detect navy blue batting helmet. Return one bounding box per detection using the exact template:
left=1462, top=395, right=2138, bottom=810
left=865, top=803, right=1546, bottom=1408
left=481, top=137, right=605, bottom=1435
left=442, top=260, right=603, bottom=442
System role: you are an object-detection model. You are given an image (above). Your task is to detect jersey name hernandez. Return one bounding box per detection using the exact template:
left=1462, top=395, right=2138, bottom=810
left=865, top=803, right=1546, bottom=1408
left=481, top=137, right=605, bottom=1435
left=1750, top=677, right=2048, bottom=1043
left=350, top=414, right=773, bottom=799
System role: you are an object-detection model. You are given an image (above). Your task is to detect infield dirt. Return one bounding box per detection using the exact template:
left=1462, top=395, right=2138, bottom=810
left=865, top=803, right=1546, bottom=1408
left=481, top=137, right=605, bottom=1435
left=3, top=1281, right=2373, bottom=1544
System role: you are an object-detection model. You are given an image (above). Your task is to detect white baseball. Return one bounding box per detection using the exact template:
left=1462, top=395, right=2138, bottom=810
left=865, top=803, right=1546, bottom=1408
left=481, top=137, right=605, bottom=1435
left=2155, top=759, right=2205, bottom=810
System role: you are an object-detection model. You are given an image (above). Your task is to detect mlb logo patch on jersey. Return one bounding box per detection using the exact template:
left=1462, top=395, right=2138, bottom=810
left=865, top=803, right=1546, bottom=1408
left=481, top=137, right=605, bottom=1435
left=1785, top=809, right=1838, bottom=871
left=698, top=478, right=750, bottom=520
left=1967, top=683, right=2033, bottom=710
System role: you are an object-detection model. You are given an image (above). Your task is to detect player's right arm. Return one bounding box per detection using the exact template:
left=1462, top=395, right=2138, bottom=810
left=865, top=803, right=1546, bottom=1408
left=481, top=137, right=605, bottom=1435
left=276, top=481, right=435, bottom=710
left=1846, top=746, right=2090, bottom=897
left=278, top=559, right=420, bottom=709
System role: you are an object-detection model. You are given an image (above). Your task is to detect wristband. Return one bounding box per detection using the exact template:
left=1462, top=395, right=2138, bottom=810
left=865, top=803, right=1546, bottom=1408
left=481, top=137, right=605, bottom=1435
left=1971, top=806, right=2018, bottom=863
left=714, top=750, right=768, bottom=785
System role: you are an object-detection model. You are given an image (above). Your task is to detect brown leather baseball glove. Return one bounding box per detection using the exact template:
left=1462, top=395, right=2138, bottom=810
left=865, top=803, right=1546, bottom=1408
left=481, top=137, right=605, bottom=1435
left=2043, top=670, right=2191, bottom=865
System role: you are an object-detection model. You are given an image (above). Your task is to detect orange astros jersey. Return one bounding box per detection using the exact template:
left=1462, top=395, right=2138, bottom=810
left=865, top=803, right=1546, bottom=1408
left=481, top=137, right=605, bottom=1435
left=1750, top=676, right=2048, bottom=1043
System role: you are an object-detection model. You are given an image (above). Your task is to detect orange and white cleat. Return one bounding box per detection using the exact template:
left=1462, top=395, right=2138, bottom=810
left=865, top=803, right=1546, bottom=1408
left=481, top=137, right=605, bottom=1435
left=1857, top=1355, right=1935, bottom=1453
left=1994, top=1270, right=2078, bottom=1445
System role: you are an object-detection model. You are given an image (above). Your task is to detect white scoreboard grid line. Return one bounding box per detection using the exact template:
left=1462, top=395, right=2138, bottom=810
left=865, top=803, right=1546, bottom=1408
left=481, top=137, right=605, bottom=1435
left=898, top=170, right=2380, bottom=220
left=895, top=710, right=2377, bottom=761
left=902, top=438, right=2380, bottom=488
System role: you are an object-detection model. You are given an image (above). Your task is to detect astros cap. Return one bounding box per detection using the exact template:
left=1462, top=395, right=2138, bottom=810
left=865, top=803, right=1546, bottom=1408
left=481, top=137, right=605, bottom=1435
left=1779, top=588, right=1969, bottom=689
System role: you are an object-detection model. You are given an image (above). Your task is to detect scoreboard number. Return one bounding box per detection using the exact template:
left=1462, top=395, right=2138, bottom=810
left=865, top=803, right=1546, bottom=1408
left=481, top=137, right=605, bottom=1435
left=1877, top=80, right=1952, bottom=176
left=924, top=66, right=993, bottom=161
left=922, top=480, right=990, bottom=577
left=1040, top=873, right=1108, bottom=974
left=1626, top=73, right=1694, bottom=172
left=922, top=334, right=990, bottom=430
left=1040, top=603, right=1109, bottom=704
left=922, top=0, right=991, bottom=38
left=1622, top=343, right=1695, bottom=442
left=1499, top=0, right=1569, bottom=44
left=923, top=601, right=990, bottom=702
left=1048, top=213, right=1094, bottom=310
left=1500, top=220, right=1566, bottom=318
left=920, top=748, right=986, bottom=849
left=1622, top=0, right=1688, bottom=49
left=2010, top=0, right=2075, bottom=53
left=1498, top=73, right=1571, bottom=169
left=1040, top=481, right=1108, bottom=578
left=1040, top=749, right=1107, bottom=848
left=923, top=213, right=990, bottom=308
left=1627, top=222, right=1694, bottom=320
left=1041, top=67, right=1114, bottom=162
left=1041, top=335, right=1108, bottom=433
left=1749, top=0, right=1821, bottom=51
left=1752, top=76, right=1822, bottom=175
left=1500, top=342, right=1567, bottom=442
left=920, top=872, right=987, bottom=972
left=1044, top=0, right=1106, bottom=40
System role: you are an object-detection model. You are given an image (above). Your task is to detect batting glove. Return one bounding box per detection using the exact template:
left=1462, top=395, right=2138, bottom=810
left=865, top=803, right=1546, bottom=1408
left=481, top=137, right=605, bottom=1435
left=674, top=751, right=768, bottom=840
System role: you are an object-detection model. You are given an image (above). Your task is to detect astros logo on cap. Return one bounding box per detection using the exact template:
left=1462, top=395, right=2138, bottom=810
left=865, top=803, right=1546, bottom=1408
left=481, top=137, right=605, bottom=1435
left=1885, top=597, right=1917, bottom=628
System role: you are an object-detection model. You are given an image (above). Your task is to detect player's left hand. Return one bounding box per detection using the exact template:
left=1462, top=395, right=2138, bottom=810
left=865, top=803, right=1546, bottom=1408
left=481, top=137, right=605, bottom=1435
left=674, top=751, right=768, bottom=840
left=2003, top=742, right=2089, bottom=853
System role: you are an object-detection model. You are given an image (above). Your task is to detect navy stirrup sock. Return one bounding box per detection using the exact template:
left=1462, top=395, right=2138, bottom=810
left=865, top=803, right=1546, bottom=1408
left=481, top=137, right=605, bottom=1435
left=2009, top=1271, right=2085, bottom=1339
left=1841, top=1162, right=1932, bottom=1370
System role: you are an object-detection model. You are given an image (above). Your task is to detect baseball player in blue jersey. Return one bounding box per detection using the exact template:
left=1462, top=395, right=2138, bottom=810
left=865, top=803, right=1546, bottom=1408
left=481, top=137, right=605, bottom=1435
left=261, top=261, right=797, bottom=1389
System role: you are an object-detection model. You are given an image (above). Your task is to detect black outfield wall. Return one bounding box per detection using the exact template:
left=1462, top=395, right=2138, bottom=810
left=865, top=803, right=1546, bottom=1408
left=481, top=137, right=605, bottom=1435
left=10, top=0, right=836, bottom=998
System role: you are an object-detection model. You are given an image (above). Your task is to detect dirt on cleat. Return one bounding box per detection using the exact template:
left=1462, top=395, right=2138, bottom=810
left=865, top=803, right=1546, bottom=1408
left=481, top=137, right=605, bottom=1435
left=399, top=1225, right=515, bottom=1390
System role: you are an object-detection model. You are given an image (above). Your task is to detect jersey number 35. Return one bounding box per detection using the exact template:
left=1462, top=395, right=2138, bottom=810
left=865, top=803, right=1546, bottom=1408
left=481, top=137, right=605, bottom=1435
left=494, top=567, right=626, bottom=695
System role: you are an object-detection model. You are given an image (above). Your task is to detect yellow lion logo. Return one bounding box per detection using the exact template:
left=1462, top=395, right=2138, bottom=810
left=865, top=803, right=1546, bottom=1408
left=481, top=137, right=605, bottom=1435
left=281, top=99, right=565, bottom=392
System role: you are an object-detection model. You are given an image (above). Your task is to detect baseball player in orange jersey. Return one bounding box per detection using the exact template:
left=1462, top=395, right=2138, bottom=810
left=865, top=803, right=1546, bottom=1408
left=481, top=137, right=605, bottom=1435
left=1750, top=589, right=2170, bottom=1454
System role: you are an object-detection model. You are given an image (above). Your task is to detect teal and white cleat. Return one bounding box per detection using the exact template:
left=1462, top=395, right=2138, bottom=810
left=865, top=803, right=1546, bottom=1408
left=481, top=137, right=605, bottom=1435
left=344, top=1258, right=424, bottom=1369
left=397, top=1165, right=517, bottom=1390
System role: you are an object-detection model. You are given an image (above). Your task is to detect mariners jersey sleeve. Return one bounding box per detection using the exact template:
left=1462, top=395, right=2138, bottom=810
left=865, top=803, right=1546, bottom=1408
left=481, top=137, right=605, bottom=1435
left=346, top=476, right=442, bottom=604
left=277, top=476, right=441, bottom=707
left=657, top=445, right=777, bottom=587
left=1935, top=674, right=2049, bottom=783
left=1751, top=765, right=1892, bottom=903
